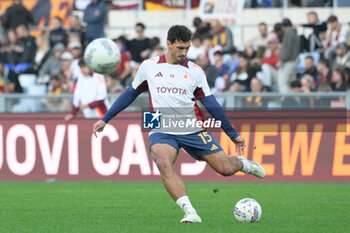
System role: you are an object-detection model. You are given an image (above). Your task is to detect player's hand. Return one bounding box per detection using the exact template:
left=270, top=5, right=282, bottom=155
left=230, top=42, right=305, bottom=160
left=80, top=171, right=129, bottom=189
left=232, top=136, right=246, bottom=155
left=93, top=120, right=106, bottom=137
left=64, top=114, right=74, bottom=122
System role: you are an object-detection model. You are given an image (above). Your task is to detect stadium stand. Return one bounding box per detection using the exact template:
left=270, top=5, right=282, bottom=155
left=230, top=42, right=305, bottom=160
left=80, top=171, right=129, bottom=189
left=0, top=0, right=349, bottom=114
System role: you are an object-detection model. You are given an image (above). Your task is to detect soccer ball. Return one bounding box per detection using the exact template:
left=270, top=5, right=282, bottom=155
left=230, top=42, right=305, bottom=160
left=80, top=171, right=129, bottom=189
left=234, top=198, right=262, bottom=223
left=84, top=38, right=121, bottom=74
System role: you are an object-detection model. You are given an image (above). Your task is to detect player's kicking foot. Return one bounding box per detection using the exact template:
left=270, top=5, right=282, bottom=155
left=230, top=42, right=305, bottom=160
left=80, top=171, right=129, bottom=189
left=180, top=212, right=202, bottom=223
left=237, top=156, right=266, bottom=178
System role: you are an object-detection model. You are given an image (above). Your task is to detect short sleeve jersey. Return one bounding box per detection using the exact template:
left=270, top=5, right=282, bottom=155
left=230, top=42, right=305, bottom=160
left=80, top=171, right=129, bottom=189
left=132, top=55, right=212, bottom=134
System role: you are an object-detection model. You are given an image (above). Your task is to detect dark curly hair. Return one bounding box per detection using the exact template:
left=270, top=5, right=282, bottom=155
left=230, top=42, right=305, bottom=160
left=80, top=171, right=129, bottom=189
left=167, top=25, right=192, bottom=44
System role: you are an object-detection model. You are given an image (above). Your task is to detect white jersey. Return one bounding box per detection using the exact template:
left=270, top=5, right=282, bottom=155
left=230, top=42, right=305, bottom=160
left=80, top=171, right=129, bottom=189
left=132, top=55, right=212, bottom=134
left=67, top=59, right=81, bottom=87
left=73, top=72, right=110, bottom=118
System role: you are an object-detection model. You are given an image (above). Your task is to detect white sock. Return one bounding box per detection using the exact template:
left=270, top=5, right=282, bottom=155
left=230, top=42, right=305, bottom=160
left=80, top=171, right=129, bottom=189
left=176, top=196, right=196, bottom=214
left=237, top=156, right=248, bottom=173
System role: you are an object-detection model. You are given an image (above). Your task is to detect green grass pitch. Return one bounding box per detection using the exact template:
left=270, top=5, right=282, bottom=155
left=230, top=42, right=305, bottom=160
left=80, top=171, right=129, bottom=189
left=0, top=182, right=349, bottom=233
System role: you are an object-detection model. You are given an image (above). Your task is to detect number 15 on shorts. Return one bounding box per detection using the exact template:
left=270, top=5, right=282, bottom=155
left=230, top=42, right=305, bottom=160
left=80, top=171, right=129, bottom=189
left=198, top=132, right=212, bottom=144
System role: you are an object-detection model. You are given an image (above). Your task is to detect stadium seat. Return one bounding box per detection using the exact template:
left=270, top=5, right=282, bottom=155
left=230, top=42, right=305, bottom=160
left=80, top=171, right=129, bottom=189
left=18, top=74, right=37, bottom=94
left=14, top=63, right=32, bottom=74
left=12, top=84, right=46, bottom=112
left=4, top=63, right=14, bottom=70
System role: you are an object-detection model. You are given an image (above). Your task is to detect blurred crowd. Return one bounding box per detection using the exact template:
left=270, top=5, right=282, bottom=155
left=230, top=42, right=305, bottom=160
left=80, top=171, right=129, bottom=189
left=0, top=0, right=349, bottom=112
left=245, top=0, right=335, bottom=8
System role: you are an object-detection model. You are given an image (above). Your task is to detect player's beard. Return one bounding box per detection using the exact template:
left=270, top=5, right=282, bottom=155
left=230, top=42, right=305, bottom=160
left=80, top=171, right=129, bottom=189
left=176, top=55, right=186, bottom=64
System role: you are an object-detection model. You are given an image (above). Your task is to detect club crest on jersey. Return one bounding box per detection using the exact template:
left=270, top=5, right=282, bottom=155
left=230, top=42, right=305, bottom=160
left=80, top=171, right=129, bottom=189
left=183, top=73, right=190, bottom=79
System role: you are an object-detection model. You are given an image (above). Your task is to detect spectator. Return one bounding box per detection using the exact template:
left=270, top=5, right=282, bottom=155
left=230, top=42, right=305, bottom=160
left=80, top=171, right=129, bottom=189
left=64, top=58, right=109, bottom=121
left=49, top=16, right=68, bottom=48
left=68, top=33, right=82, bottom=47
left=196, top=54, right=217, bottom=89
left=128, top=23, right=151, bottom=63
left=201, top=33, right=222, bottom=65
left=148, top=37, right=164, bottom=58
left=47, top=75, right=65, bottom=94
left=302, top=56, right=318, bottom=81
left=331, top=69, right=347, bottom=92
left=68, top=41, right=83, bottom=59
left=300, top=74, right=315, bottom=93
left=60, top=51, right=74, bottom=90
left=210, top=19, right=234, bottom=51
left=114, top=37, right=132, bottom=87
left=247, top=22, right=273, bottom=52
left=346, top=22, right=350, bottom=46
left=3, top=29, right=22, bottom=65
left=38, top=42, right=65, bottom=84
left=300, top=74, right=315, bottom=107
left=187, top=33, right=205, bottom=61
left=15, top=24, right=37, bottom=64
left=316, top=58, right=333, bottom=87
left=277, top=18, right=300, bottom=93
left=193, top=17, right=211, bottom=38
left=226, top=47, right=240, bottom=74
left=106, top=71, right=124, bottom=93
left=2, top=0, right=34, bottom=31
left=324, top=15, right=349, bottom=61
left=83, top=0, right=106, bottom=44
left=65, top=43, right=82, bottom=91
left=273, top=23, right=284, bottom=43
left=230, top=53, right=258, bottom=91
left=44, top=75, right=70, bottom=112
left=151, top=47, right=165, bottom=58
left=210, top=50, right=230, bottom=93
left=345, top=68, right=350, bottom=89
left=244, top=43, right=257, bottom=61
left=33, top=34, right=50, bottom=74
left=213, top=51, right=230, bottom=80
left=300, top=11, right=327, bottom=52
left=245, top=78, right=267, bottom=108
left=260, top=37, right=280, bottom=87
left=0, top=61, right=22, bottom=93
left=332, top=43, right=350, bottom=70
left=325, top=15, right=348, bottom=49
left=69, top=15, right=86, bottom=48
left=282, top=80, right=310, bottom=109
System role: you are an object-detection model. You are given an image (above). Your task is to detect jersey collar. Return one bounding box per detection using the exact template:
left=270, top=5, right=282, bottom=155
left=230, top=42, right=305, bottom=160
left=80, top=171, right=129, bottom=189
left=157, top=55, right=189, bottom=68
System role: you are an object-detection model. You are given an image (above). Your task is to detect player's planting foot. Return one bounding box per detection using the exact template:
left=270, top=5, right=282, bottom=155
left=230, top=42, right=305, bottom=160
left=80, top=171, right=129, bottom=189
left=237, top=156, right=266, bottom=178
left=180, top=212, right=202, bottom=223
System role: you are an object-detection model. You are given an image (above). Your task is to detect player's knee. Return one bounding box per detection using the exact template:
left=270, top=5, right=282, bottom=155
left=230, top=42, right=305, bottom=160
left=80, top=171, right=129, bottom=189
left=151, top=149, right=171, bottom=172
left=154, top=157, right=172, bottom=172
left=150, top=144, right=176, bottom=175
